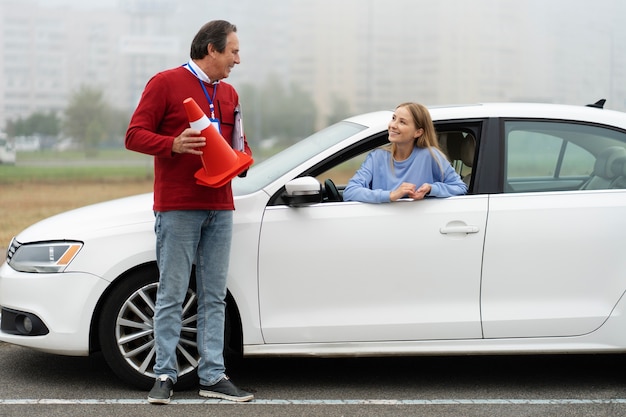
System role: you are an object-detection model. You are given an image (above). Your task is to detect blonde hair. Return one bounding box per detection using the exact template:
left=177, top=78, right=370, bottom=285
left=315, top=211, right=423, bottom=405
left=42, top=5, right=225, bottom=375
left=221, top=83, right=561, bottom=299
left=385, top=102, right=445, bottom=175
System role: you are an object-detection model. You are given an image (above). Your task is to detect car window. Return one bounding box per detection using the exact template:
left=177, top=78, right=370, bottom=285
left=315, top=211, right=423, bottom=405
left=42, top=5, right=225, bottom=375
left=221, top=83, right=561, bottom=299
left=232, top=121, right=367, bottom=195
left=438, top=130, right=476, bottom=189
left=504, top=120, right=626, bottom=193
left=315, top=128, right=477, bottom=200
left=316, top=153, right=367, bottom=185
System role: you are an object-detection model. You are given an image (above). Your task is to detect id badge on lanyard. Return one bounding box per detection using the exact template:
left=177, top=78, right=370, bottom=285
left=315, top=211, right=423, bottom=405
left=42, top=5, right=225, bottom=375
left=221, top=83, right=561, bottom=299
left=185, top=62, right=221, bottom=133
left=209, top=113, right=221, bottom=134
left=206, top=96, right=221, bottom=134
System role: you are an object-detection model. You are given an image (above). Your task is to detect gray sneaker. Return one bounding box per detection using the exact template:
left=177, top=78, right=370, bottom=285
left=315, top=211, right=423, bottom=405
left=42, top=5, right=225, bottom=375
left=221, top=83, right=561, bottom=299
left=148, top=375, right=174, bottom=404
left=199, top=375, right=254, bottom=402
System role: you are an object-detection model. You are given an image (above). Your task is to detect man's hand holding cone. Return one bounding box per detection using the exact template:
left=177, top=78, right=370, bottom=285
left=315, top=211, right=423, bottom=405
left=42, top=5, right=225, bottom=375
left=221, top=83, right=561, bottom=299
left=183, top=97, right=253, bottom=187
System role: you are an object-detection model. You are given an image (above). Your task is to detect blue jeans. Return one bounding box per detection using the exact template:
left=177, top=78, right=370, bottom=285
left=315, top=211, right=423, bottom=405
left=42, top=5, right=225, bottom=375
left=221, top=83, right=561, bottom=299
left=153, top=210, right=233, bottom=386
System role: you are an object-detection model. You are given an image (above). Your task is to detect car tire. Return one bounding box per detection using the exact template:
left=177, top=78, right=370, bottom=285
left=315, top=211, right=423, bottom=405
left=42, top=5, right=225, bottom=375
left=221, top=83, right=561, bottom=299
left=98, top=266, right=200, bottom=390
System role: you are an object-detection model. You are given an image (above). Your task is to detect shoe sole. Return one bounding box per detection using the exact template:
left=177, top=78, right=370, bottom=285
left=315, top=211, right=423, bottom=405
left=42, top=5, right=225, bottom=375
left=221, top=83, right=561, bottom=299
left=148, top=391, right=173, bottom=405
left=199, top=389, right=254, bottom=402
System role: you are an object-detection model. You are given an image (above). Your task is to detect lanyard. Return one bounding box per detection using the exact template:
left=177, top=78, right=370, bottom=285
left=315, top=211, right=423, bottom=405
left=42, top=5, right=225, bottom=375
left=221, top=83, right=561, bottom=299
left=185, top=63, right=217, bottom=119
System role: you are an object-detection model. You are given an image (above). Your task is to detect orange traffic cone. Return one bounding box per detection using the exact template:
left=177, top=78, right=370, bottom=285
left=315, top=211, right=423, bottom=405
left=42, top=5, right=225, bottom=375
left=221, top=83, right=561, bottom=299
left=183, top=97, right=253, bottom=188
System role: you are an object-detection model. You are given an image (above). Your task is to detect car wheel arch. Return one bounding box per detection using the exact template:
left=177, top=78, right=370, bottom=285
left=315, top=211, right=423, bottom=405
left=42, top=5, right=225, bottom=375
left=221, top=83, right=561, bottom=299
left=89, top=262, right=159, bottom=354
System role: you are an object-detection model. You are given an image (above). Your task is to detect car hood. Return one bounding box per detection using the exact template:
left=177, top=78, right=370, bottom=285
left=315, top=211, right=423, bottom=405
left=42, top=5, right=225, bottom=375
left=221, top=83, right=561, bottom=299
left=15, top=193, right=155, bottom=243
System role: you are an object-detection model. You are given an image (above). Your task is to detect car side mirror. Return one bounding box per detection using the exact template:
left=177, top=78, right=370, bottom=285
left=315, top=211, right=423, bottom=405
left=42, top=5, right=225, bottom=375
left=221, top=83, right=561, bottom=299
left=283, top=177, right=322, bottom=207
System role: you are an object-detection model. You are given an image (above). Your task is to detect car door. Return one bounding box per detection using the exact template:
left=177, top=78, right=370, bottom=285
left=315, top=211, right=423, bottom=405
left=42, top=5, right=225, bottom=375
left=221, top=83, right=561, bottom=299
left=257, top=192, right=488, bottom=344
left=481, top=119, right=626, bottom=338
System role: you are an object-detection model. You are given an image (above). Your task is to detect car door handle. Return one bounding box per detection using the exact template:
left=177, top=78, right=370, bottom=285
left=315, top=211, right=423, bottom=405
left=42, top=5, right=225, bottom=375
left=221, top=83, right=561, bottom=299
left=439, top=225, right=480, bottom=234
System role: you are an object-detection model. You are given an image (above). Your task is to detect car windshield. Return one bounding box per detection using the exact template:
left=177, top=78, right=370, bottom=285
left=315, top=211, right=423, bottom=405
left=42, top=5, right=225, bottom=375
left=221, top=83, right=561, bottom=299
left=232, top=121, right=367, bottom=195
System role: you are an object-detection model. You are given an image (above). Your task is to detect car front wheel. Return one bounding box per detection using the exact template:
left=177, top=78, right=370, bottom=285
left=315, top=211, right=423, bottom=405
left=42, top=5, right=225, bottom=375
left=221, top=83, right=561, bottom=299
left=98, top=267, right=200, bottom=390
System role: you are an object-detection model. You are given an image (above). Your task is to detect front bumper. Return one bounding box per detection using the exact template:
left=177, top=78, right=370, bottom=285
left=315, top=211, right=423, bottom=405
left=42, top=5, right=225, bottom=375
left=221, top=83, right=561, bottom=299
left=0, top=261, right=109, bottom=355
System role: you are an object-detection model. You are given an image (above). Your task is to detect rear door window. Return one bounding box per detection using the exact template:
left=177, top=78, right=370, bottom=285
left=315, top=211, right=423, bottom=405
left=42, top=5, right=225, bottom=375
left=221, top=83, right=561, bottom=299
left=504, top=121, right=626, bottom=193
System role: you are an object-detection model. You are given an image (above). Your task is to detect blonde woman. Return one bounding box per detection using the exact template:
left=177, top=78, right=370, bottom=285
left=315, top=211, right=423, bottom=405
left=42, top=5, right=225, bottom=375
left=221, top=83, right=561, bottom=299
left=343, top=102, right=467, bottom=203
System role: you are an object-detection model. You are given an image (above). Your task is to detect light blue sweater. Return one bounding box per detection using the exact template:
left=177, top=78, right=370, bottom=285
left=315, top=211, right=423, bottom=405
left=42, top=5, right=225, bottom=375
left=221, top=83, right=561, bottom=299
left=343, top=146, right=467, bottom=203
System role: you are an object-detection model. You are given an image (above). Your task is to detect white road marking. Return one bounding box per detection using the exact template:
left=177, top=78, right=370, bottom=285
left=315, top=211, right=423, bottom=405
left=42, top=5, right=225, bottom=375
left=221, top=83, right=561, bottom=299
left=0, top=398, right=625, bottom=405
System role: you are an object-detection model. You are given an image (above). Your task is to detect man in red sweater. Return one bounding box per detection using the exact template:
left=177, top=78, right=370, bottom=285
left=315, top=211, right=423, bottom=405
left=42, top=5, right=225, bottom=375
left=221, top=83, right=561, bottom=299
left=126, top=20, right=253, bottom=404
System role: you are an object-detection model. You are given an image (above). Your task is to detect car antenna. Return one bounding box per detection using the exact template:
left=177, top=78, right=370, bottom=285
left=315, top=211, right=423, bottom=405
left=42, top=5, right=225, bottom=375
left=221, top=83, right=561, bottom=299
left=586, top=99, right=606, bottom=109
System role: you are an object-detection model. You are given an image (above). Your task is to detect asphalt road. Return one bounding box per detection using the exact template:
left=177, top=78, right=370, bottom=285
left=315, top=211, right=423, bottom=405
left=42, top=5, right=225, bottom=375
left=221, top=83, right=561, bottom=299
left=1, top=341, right=626, bottom=417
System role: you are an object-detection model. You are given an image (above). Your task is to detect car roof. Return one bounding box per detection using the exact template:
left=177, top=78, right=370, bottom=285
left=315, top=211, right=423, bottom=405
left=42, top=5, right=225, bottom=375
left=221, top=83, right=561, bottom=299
left=346, top=102, right=626, bottom=131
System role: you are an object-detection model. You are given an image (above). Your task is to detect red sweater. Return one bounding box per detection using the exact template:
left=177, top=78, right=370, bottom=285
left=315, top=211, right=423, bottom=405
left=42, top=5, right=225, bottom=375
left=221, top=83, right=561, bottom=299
left=126, top=66, right=252, bottom=211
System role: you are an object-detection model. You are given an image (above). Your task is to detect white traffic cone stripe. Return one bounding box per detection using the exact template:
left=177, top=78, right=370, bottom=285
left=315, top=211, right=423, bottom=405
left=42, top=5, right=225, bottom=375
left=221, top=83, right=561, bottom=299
left=189, top=115, right=210, bottom=131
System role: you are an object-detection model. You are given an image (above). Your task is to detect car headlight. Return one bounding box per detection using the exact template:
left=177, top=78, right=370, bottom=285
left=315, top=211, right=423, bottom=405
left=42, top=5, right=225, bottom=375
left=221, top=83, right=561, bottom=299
left=7, top=238, right=83, bottom=273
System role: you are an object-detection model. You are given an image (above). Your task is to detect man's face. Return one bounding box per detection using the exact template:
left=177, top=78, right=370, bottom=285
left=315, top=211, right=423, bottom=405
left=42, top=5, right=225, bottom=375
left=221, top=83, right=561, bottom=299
left=210, top=32, right=240, bottom=81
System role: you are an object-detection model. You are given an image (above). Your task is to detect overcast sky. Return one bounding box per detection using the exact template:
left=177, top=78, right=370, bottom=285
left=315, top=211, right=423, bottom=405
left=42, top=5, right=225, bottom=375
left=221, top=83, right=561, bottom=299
left=43, top=0, right=117, bottom=6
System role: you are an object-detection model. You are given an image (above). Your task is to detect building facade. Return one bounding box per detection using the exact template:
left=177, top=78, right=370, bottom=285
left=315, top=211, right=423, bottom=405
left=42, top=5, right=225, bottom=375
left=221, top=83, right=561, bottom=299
left=1, top=0, right=624, bottom=131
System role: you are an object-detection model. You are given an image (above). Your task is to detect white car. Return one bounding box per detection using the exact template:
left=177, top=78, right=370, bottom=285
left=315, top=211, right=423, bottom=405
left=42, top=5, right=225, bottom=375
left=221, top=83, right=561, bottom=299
left=2, top=100, right=626, bottom=389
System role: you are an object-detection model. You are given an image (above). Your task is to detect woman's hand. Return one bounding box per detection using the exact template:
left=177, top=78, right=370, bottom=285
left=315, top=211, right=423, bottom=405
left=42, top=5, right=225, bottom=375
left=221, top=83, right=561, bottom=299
left=390, top=182, right=418, bottom=201
left=407, top=183, right=431, bottom=200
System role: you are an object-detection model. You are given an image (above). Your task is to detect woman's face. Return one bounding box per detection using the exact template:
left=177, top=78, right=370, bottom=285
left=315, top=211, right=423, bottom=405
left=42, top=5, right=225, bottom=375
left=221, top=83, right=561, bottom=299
left=388, top=106, right=423, bottom=145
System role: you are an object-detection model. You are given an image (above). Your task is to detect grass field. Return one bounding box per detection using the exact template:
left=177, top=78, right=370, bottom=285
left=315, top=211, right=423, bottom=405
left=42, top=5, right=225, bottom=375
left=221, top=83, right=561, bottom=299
left=0, top=152, right=155, bottom=255
left=0, top=180, right=154, bottom=251
left=0, top=179, right=154, bottom=254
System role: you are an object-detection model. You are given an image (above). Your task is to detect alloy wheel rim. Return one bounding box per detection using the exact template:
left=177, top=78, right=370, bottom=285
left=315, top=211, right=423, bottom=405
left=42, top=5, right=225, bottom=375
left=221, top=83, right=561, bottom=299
left=114, top=282, right=199, bottom=378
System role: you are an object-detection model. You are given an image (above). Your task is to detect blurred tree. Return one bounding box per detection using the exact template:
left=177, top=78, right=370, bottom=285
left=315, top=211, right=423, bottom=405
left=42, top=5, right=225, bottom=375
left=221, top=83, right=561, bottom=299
left=239, top=73, right=318, bottom=148
left=6, top=111, right=60, bottom=137
left=84, top=119, right=106, bottom=157
left=105, top=107, right=132, bottom=147
left=282, top=82, right=316, bottom=141
left=64, top=85, right=127, bottom=156
left=29, top=111, right=61, bottom=136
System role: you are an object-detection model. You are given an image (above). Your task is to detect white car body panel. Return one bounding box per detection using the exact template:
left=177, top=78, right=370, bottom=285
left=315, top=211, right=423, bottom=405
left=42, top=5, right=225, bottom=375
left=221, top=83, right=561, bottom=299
left=428, top=103, right=626, bottom=130
left=481, top=190, right=626, bottom=338
left=22, top=196, right=157, bottom=283
left=245, top=291, right=626, bottom=357
left=0, top=263, right=108, bottom=354
left=227, top=189, right=271, bottom=345
left=258, top=196, right=488, bottom=343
